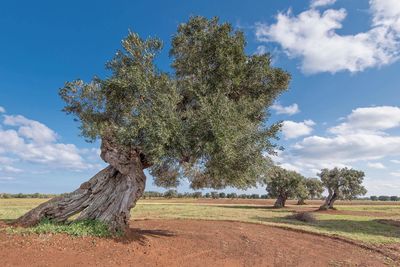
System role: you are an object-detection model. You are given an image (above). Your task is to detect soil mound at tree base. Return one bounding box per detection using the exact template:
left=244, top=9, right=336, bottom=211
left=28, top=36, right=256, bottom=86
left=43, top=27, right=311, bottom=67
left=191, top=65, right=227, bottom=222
left=0, top=219, right=392, bottom=266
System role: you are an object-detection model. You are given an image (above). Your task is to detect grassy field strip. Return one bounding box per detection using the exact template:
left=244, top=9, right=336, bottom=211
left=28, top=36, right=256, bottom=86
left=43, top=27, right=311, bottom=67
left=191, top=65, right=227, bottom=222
left=1, top=198, right=400, bottom=244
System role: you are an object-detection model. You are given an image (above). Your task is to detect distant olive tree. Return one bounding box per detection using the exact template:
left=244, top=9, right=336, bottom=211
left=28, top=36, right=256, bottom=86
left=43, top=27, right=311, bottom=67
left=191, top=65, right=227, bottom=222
left=210, top=192, right=219, bottom=199
left=192, top=192, right=202, bottom=198
left=227, top=193, right=237, bottom=199
left=319, top=167, right=367, bottom=210
left=164, top=189, right=178, bottom=199
left=265, top=166, right=305, bottom=208
left=305, top=178, right=324, bottom=200
left=295, top=182, right=309, bottom=205
left=296, top=178, right=324, bottom=205
left=378, top=195, right=391, bottom=201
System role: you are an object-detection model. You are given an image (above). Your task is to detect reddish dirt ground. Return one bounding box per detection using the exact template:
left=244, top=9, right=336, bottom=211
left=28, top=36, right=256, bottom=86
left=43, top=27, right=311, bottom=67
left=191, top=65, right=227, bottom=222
left=0, top=219, right=394, bottom=267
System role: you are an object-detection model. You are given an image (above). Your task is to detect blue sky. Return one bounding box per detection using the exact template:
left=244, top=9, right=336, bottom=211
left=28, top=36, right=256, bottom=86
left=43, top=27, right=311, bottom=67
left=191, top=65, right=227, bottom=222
left=1, top=0, right=400, bottom=196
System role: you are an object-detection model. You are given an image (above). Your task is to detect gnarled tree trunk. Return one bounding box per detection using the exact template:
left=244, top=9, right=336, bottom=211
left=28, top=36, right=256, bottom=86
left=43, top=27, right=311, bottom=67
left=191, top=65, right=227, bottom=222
left=14, top=139, right=147, bottom=234
left=297, top=199, right=306, bottom=205
left=274, top=195, right=286, bottom=208
left=319, top=191, right=337, bottom=210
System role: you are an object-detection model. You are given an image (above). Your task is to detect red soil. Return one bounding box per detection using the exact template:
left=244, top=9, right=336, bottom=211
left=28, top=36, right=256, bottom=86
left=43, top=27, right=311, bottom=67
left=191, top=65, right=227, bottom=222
left=0, top=219, right=394, bottom=267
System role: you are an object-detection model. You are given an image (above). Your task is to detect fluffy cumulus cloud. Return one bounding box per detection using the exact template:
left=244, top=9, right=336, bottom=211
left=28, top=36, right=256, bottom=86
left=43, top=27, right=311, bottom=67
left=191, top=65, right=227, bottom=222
left=3, top=115, right=58, bottom=144
left=255, top=0, right=400, bottom=73
left=0, top=112, right=101, bottom=174
left=274, top=106, right=400, bottom=176
left=271, top=103, right=300, bottom=116
left=310, top=0, right=336, bottom=8
left=281, top=120, right=315, bottom=139
left=329, top=106, right=400, bottom=134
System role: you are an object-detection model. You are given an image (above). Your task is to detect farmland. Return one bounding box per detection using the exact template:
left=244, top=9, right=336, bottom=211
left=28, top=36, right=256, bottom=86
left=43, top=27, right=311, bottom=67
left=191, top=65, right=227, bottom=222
left=1, top=198, right=399, bottom=266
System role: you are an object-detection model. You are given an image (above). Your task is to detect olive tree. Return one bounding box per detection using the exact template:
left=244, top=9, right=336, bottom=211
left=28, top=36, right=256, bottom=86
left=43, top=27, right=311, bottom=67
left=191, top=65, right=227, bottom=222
left=266, top=166, right=305, bottom=208
left=295, top=181, right=309, bottom=205
left=16, top=17, right=290, bottom=233
left=296, top=178, right=324, bottom=205
left=319, top=167, right=367, bottom=210
left=305, top=178, right=324, bottom=200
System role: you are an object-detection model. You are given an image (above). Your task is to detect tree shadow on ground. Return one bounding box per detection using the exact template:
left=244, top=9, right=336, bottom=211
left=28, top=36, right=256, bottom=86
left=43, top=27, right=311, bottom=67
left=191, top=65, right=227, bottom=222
left=115, top=227, right=176, bottom=245
left=251, top=216, right=400, bottom=239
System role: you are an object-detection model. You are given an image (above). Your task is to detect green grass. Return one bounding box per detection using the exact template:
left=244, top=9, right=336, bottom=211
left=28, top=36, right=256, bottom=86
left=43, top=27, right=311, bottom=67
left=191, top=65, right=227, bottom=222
left=6, top=218, right=112, bottom=237
left=0, top=198, right=48, bottom=222
left=1, top=198, right=400, bottom=243
left=336, top=205, right=400, bottom=216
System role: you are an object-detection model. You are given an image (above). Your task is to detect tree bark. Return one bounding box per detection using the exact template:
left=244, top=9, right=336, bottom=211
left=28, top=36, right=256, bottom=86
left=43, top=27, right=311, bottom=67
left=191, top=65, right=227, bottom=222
left=297, top=199, right=306, bottom=205
left=14, top=138, right=147, bottom=234
left=274, top=195, right=286, bottom=208
left=319, top=191, right=337, bottom=210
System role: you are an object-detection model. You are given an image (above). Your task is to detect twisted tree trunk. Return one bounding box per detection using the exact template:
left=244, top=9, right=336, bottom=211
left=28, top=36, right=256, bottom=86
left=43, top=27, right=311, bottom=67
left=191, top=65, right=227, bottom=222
left=319, top=191, right=337, bottom=210
left=274, top=195, right=286, bottom=208
left=14, top=139, right=147, bottom=234
left=297, top=199, right=306, bottom=205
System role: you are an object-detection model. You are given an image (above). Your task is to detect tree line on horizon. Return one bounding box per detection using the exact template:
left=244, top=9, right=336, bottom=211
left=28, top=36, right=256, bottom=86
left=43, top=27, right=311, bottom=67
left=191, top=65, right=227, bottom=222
left=2, top=190, right=398, bottom=202
left=1, top=165, right=385, bottom=208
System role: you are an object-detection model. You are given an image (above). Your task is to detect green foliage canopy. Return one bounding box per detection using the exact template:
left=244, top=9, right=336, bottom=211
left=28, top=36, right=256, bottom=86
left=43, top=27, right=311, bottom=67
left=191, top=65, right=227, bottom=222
left=59, top=16, right=290, bottom=190
left=318, top=167, right=367, bottom=200
left=266, top=166, right=305, bottom=200
left=305, top=178, right=324, bottom=199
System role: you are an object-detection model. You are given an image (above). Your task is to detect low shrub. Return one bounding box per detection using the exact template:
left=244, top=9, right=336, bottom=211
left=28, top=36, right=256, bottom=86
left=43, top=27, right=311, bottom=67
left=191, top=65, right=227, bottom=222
left=286, top=212, right=317, bottom=223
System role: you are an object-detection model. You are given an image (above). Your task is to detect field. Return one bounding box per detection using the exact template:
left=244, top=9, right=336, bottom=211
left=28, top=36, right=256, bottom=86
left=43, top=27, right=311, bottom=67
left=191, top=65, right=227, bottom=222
left=1, top=198, right=400, bottom=266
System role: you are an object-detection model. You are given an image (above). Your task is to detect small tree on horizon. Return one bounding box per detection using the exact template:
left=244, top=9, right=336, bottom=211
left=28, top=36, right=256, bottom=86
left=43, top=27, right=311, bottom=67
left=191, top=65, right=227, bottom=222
left=164, top=189, right=178, bottom=199
left=15, top=16, right=290, bottom=234
left=319, top=167, right=367, bottom=210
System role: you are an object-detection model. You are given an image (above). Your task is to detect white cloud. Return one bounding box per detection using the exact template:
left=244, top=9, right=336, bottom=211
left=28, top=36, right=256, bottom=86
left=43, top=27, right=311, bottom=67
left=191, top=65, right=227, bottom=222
left=275, top=106, right=400, bottom=174
left=271, top=103, right=300, bottom=115
left=292, top=133, right=400, bottom=164
left=329, top=106, right=400, bottom=134
left=310, top=0, right=336, bottom=8
left=0, top=114, right=100, bottom=171
left=367, top=162, right=386, bottom=169
left=390, top=172, right=400, bottom=177
left=0, top=106, right=5, bottom=113
left=4, top=115, right=57, bottom=144
left=255, top=0, right=400, bottom=73
left=390, top=159, right=400, bottom=164
left=255, top=45, right=267, bottom=55
left=281, top=120, right=315, bottom=140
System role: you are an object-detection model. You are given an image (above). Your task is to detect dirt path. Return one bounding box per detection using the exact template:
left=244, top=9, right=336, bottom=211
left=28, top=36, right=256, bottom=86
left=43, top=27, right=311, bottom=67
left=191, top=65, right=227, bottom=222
left=0, top=219, right=394, bottom=266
